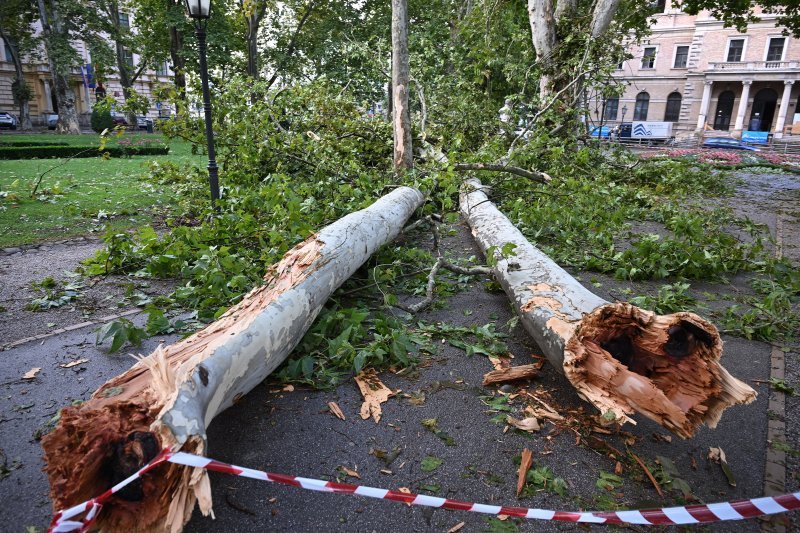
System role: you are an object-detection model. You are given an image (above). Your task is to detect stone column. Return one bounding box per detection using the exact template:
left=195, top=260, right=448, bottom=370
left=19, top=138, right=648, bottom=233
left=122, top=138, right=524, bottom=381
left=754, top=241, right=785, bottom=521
left=774, top=80, right=795, bottom=139
left=733, top=80, right=753, bottom=131
left=696, top=80, right=713, bottom=130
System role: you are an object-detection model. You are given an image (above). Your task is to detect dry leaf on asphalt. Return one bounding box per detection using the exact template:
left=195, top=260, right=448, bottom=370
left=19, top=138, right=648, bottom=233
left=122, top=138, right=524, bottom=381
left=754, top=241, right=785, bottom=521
left=282, top=384, right=295, bottom=392
left=355, top=369, right=396, bottom=423
left=614, top=461, right=623, bottom=475
left=398, top=487, right=412, bottom=506
left=447, top=522, right=465, bottom=533
left=23, top=367, right=41, bottom=380
left=328, top=401, right=345, bottom=420
left=517, top=448, right=534, bottom=496
left=339, top=466, right=361, bottom=479
left=708, top=446, right=737, bottom=487
left=506, top=415, right=540, bottom=432
left=60, top=359, right=89, bottom=369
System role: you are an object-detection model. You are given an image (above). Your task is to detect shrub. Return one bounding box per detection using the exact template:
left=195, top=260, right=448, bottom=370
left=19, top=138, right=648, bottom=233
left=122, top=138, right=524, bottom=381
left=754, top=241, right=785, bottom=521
left=91, top=106, right=114, bottom=133
left=0, top=140, right=69, bottom=147
left=0, top=144, right=169, bottom=159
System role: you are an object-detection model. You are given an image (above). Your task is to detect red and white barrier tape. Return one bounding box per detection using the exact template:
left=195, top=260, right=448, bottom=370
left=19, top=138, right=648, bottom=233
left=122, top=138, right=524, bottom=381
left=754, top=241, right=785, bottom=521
left=49, top=450, right=799, bottom=531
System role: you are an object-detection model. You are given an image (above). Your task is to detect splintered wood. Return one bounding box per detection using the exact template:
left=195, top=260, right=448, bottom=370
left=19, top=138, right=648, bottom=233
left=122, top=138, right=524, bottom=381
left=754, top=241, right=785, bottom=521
left=460, top=178, right=756, bottom=439
left=41, top=186, right=425, bottom=533
left=482, top=362, right=544, bottom=385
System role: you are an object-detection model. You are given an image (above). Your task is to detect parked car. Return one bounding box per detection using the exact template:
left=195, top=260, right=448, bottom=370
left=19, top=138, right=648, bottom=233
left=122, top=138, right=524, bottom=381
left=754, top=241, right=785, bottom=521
left=702, top=137, right=761, bottom=151
left=0, top=112, right=19, bottom=129
left=110, top=111, right=128, bottom=126
left=136, top=116, right=154, bottom=130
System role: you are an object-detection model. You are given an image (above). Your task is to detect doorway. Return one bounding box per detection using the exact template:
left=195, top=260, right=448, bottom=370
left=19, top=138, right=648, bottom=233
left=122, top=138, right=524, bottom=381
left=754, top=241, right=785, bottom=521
left=749, top=88, right=778, bottom=131
left=713, top=91, right=734, bottom=130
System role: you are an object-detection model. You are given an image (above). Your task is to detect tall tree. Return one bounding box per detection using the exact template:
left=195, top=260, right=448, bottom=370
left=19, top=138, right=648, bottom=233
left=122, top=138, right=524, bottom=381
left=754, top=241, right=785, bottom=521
left=241, top=0, right=268, bottom=78
left=391, top=0, right=412, bottom=172
left=34, top=0, right=113, bottom=133
left=0, top=0, right=37, bottom=130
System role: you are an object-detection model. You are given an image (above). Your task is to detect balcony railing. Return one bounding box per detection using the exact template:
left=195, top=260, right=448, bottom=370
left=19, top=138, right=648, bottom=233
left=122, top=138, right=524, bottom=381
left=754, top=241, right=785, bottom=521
left=708, top=60, right=800, bottom=71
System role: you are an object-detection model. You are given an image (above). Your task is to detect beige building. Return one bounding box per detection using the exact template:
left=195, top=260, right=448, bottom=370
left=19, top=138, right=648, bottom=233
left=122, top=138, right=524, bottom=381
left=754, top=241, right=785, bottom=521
left=0, top=13, right=172, bottom=128
left=595, top=2, right=799, bottom=139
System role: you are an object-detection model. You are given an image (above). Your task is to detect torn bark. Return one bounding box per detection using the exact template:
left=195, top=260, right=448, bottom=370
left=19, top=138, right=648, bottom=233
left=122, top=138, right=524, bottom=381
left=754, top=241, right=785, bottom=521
left=460, top=178, right=756, bottom=438
left=41, top=186, right=425, bottom=532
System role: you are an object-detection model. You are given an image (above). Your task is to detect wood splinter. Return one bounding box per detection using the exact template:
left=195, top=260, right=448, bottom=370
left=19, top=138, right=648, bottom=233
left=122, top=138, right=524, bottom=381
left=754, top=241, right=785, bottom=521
left=41, top=186, right=425, bottom=533
left=460, top=178, right=756, bottom=439
left=482, top=363, right=544, bottom=385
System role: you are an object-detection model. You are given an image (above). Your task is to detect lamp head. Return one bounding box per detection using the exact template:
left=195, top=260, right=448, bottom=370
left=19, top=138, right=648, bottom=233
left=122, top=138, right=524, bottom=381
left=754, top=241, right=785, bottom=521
left=184, top=0, right=211, bottom=19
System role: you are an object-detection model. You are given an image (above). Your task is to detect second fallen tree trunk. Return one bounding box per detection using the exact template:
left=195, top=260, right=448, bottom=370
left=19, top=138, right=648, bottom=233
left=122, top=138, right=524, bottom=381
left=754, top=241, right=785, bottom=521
left=42, top=186, right=425, bottom=532
left=460, top=178, right=756, bottom=438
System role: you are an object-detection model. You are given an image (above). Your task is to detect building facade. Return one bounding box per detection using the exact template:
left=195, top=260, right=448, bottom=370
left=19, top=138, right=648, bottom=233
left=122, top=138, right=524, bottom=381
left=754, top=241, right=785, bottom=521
left=594, top=3, right=799, bottom=139
left=0, top=13, right=173, bottom=128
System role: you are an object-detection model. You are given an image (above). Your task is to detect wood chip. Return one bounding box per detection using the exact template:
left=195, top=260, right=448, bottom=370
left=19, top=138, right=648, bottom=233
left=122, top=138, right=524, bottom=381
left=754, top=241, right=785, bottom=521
left=340, top=466, right=360, bottom=479
left=517, top=448, right=534, bottom=496
left=506, top=415, right=540, bottom=432
left=614, top=461, right=623, bottom=475
left=355, top=369, right=396, bottom=423
left=483, top=362, right=543, bottom=386
left=447, top=522, right=465, bottom=533
left=23, top=367, right=41, bottom=380
left=328, top=401, right=345, bottom=420
left=380, top=469, right=393, bottom=475
left=708, top=446, right=736, bottom=487
left=282, top=384, right=295, bottom=392
left=60, top=359, right=89, bottom=369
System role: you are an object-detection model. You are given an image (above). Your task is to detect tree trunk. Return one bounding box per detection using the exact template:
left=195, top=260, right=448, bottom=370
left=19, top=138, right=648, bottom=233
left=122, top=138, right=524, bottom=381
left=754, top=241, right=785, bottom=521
left=391, top=0, right=412, bottom=173
left=42, top=186, right=425, bottom=533
left=527, top=0, right=556, bottom=98
left=37, top=0, right=80, bottom=133
left=0, top=30, right=33, bottom=130
left=460, top=179, right=756, bottom=438
left=169, top=23, right=186, bottom=112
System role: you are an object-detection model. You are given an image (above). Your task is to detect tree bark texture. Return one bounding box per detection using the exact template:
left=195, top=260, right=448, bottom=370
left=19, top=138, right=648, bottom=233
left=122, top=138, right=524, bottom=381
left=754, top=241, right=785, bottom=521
left=460, top=179, right=756, bottom=438
left=391, top=0, right=413, bottom=172
left=526, top=0, right=556, bottom=98
left=42, top=186, right=425, bottom=532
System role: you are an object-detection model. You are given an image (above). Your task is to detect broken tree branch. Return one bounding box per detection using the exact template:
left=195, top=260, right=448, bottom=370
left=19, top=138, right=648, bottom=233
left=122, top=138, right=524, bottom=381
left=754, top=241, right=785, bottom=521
left=41, top=186, right=425, bottom=532
left=460, top=178, right=756, bottom=438
left=454, top=163, right=551, bottom=184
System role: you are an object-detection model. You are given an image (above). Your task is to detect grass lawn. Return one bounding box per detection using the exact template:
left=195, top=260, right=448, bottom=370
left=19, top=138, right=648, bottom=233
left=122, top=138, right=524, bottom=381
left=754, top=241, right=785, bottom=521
left=0, top=132, right=205, bottom=247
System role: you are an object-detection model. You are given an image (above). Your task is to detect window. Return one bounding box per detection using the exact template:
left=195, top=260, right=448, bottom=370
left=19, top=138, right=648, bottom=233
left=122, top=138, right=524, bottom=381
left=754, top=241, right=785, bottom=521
left=766, top=37, right=786, bottom=62
left=118, top=12, right=130, bottom=28
left=674, top=46, right=689, bottom=68
left=156, top=61, right=169, bottom=76
left=664, top=92, right=681, bottom=121
left=122, top=48, right=134, bottom=67
left=641, top=47, right=656, bottom=69
left=633, top=92, right=649, bottom=121
left=604, top=97, right=619, bottom=121
left=654, top=0, right=666, bottom=12
left=727, top=39, right=744, bottom=62
left=3, top=42, right=13, bottom=62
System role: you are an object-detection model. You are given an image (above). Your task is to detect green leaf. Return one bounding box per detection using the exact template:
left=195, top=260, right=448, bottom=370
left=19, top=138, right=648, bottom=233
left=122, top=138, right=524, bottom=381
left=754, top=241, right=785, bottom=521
left=420, top=456, right=443, bottom=472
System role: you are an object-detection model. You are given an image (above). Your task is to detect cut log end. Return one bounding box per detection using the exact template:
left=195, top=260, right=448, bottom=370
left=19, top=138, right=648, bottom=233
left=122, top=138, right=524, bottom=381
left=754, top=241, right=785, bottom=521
left=563, top=302, right=756, bottom=438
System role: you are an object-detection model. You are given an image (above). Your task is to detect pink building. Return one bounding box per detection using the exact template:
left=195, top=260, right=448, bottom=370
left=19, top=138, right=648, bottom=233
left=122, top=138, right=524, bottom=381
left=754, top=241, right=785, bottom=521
left=597, top=2, right=799, bottom=139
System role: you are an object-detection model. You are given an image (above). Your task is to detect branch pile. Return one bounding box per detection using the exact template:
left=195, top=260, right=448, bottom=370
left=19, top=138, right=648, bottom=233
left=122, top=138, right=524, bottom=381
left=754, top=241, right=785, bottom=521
left=42, top=186, right=425, bottom=532
left=460, top=178, right=755, bottom=438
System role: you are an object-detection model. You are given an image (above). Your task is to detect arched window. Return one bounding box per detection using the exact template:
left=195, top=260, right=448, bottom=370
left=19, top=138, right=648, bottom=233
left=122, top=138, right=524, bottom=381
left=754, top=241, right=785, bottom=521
left=604, top=97, right=619, bottom=120
left=633, top=92, right=649, bottom=121
left=664, top=92, right=681, bottom=122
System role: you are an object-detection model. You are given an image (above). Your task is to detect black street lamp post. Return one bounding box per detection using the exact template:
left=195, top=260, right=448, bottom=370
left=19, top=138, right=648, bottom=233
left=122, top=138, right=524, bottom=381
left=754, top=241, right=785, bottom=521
left=184, top=0, right=219, bottom=206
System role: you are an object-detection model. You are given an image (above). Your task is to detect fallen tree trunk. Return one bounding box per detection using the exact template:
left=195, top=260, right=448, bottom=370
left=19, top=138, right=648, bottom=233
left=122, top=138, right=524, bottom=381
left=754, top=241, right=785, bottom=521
left=42, top=186, right=425, bottom=532
left=460, top=178, right=755, bottom=438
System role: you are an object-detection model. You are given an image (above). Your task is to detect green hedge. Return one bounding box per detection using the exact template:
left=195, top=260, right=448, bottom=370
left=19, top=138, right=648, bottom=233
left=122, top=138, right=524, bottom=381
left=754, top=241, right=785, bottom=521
left=0, top=140, right=70, bottom=147
left=0, top=144, right=169, bottom=159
